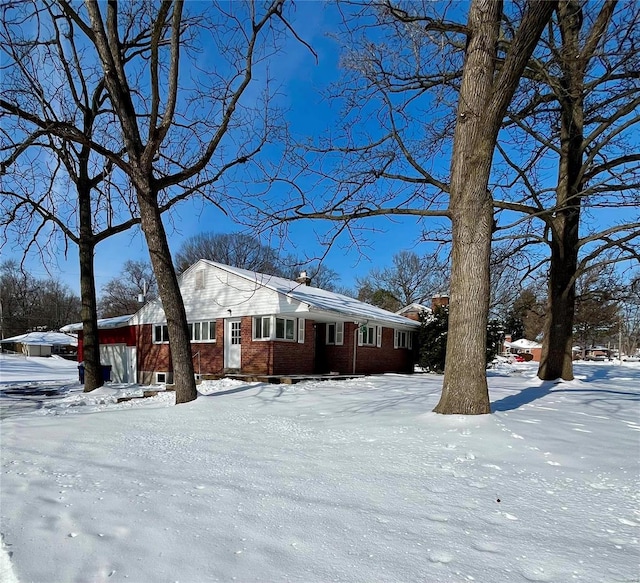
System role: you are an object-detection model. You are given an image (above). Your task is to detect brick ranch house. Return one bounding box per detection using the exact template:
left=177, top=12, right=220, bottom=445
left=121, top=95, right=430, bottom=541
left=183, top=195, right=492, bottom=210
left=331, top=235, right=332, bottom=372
left=63, top=260, right=420, bottom=384
left=502, top=335, right=543, bottom=362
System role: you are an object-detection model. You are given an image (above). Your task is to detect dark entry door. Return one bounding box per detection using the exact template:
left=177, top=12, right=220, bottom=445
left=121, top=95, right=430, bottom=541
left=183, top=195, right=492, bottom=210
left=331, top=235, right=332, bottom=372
left=314, top=323, right=328, bottom=373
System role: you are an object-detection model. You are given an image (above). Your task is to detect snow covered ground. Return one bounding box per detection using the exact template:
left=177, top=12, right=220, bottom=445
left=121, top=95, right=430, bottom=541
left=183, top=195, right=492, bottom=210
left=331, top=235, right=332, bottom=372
left=1, top=354, right=639, bottom=583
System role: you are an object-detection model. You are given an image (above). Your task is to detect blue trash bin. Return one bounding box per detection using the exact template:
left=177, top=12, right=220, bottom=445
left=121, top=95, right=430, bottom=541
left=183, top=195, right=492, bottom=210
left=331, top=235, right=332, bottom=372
left=101, top=365, right=112, bottom=382
left=79, top=364, right=111, bottom=383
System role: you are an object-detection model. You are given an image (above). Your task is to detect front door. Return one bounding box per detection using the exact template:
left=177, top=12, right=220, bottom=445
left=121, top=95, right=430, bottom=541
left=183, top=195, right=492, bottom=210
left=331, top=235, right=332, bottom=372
left=224, top=318, right=242, bottom=369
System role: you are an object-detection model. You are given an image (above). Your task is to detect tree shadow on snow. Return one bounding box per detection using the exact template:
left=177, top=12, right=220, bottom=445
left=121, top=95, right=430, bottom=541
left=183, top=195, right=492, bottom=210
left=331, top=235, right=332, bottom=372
left=491, top=382, right=640, bottom=412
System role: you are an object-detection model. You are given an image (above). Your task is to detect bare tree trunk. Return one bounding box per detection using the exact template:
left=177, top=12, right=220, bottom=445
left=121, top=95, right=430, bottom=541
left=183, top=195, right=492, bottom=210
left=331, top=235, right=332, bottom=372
left=538, top=221, right=578, bottom=380
left=538, top=0, right=601, bottom=381
left=138, top=188, right=197, bottom=404
left=77, top=137, right=103, bottom=391
left=79, top=228, right=102, bottom=392
left=434, top=0, right=500, bottom=415
left=434, top=0, right=556, bottom=414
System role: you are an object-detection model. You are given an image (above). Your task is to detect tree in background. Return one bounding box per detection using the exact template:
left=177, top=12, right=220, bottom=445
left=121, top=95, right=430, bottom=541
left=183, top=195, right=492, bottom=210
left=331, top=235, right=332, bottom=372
left=572, top=264, right=621, bottom=351
left=0, top=261, right=80, bottom=338
left=356, top=251, right=448, bottom=311
left=356, top=284, right=402, bottom=312
left=619, top=273, right=640, bottom=357
left=504, top=288, right=545, bottom=341
left=175, top=233, right=282, bottom=276
left=174, top=232, right=341, bottom=291
left=417, top=305, right=504, bottom=374
left=255, top=0, right=556, bottom=414
left=417, top=306, right=449, bottom=373
left=98, top=261, right=158, bottom=318
left=41, top=0, right=307, bottom=404
left=492, top=1, right=640, bottom=381
left=0, top=1, right=152, bottom=390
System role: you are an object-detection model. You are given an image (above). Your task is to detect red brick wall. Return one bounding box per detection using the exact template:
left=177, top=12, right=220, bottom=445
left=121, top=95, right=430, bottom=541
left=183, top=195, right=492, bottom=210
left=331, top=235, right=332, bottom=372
left=137, top=321, right=226, bottom=380
left=322, top=322, right=356, bottom=373
left=238, top=316, right=270, bottom=374
left=137, top=324, right=172, bottom=379
left=354, top=327, right=414, bottom=374
left=321, top=323, right=414, bottom=375
left=271, top=319, right=315, bottom=375
left=134, top=317, right=413, bottom=381
left=77, top=326, right=136, bottom=361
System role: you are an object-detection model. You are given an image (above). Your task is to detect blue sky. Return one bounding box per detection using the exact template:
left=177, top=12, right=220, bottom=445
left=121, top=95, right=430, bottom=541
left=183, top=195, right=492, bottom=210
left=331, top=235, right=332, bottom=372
left=4, top=1, right=636, bottom=299
left=4, top=1, right=441, bottom=297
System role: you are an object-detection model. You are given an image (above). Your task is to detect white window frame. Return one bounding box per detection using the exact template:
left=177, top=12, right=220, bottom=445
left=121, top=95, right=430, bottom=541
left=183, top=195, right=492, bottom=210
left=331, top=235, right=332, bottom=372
left=395, top=329, right=413, bottom=349
left=189, top=320, right=217, bottom=343
left=275, top=316, right=296, bottom=341
left=358, top=324, right=379, bottom=347
left=253, top=315, right=300, bottom=342
left=253, top=316, right=271, bottom=340
left=156, top=372, right=167, bottom=384
left=153, top=324, right=169, bottom=344
left=326, top=322, right=344, bottom=346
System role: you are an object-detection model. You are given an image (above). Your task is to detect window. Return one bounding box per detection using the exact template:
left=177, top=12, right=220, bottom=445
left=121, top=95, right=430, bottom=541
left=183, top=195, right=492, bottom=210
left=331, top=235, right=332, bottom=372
left=358, top=324, right=380, bottom=347
left=156, top=372, right=167, bottom=384
left=253, top=315, right=300, bottom=341
left=189, top=321, right=216, bottom=342
left=253, top=316, right=271, bottom=340
left=230, top=320, right=241, bottom=345
left=195, top=270, right=206, bottom=290
left=394, top=330, right=413, bottom=349
left=275, top=317, right=296, bottom=341
left=326, top=322, right=344, bottom=345
left=203, top=321, right=216, bottom=341
left=156, top=322, right=216, bottom=344
left=154, top=324, right=169, bottom=343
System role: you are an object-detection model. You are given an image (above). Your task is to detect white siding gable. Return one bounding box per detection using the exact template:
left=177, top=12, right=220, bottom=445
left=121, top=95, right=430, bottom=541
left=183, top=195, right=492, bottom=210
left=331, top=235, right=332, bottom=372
left=132, top=260, right=309, bottom=325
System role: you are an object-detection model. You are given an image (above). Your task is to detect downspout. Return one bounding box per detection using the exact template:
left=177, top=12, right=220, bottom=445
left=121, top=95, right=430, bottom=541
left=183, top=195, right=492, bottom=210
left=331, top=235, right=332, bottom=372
left=352, top=320, right=368, bottom=374
left=353, top=323, right=358, bottom=374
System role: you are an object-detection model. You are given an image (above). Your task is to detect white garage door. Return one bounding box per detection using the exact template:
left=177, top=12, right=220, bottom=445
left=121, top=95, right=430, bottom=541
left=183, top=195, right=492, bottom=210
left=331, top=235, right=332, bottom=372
left=100, top=344, right=128, bottom=383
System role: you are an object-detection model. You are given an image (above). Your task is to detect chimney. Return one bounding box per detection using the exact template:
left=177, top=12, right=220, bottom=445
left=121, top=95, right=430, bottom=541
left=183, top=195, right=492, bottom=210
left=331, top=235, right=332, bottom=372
left=295, top=270, right=311, bottom=286
left=431, top=294, right=449, bottom=311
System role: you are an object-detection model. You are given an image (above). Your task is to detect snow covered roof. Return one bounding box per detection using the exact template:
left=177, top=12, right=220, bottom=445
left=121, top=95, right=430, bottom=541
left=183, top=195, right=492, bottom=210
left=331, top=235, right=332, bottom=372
left=0, top=331, right=78, bottom=347
left=396, top=303, right=432, bottom=315
left=196, top=260, right=420, bottom=329
left=504, top=338, right=542, bottom=350
left=60, top=314, right=133, bottom=333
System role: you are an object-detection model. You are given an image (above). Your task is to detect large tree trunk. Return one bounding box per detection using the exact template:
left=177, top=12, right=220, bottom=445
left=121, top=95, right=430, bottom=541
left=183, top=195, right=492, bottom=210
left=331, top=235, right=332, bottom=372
left=77, top=151, right=102, bottom=391
left=435, top=0, right=557, bottom=414
left=138, top=188, right=197, bottom=404
left=538, top=0, right=584, bottom=382
left=434, top=0, right=500, bottom=415
left=538, top=218, right=579, bottom=380
left=79, top=235, right=102, bottom=392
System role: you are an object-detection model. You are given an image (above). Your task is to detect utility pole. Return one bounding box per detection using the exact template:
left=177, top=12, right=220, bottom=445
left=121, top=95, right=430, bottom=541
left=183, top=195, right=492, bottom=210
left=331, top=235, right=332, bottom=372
left=619, top=319, right=623, bottom=363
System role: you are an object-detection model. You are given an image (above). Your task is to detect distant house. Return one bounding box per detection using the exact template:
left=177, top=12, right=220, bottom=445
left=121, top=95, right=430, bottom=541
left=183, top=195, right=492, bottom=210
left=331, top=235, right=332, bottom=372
left=62, top=260, right=420, bottom=384
left=502, top=335, right=542, bottom=362
left=395, top=303, right=432, bottom=322
left=396, top=295, right=449, bottom=322
left=0, top=332, right=78, bottom=358
left=583, top=346, right=611, bottom=361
